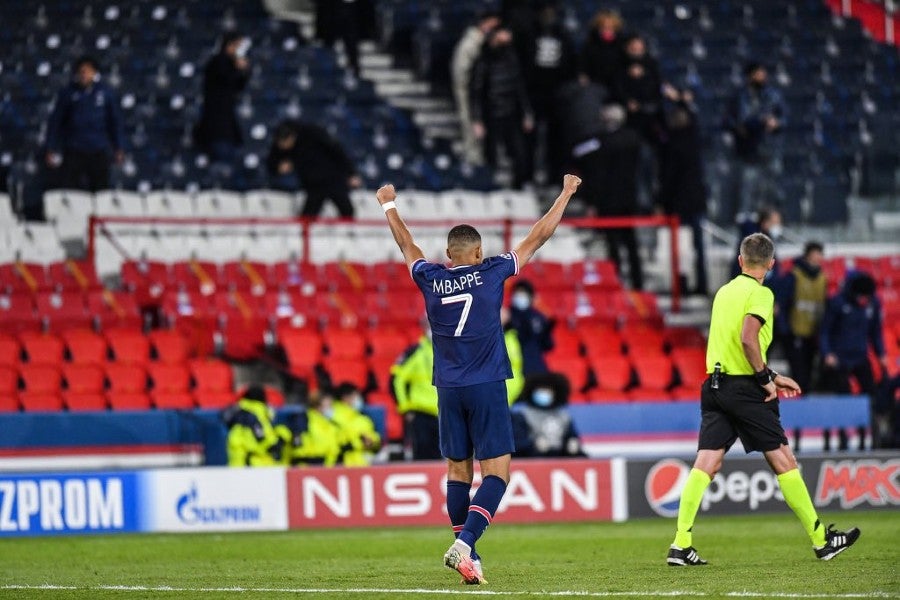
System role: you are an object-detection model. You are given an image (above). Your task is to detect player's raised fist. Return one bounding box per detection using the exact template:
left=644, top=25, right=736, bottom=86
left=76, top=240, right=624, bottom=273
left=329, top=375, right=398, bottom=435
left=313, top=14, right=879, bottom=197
left=376, top=184, right=396, bottom=204
left=563, top=174, right=582, bottom=194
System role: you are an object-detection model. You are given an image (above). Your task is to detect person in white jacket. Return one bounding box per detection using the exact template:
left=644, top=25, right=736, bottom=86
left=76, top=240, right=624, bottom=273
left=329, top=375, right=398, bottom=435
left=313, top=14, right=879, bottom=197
left=451, top=11, right=500, bottom=166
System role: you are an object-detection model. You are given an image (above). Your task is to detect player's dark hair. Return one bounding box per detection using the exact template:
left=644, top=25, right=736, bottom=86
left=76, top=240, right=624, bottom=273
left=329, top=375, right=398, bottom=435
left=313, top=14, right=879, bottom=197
left=221, top=31, right=243, bottom=50
left=74, top=55, right=99, bottom=72
left=803, top=241, right=824, bottom=257
left=242, top=384, right=266, bottom=403
left=740, top=233, right=775, bottom=267
left=447, top=224, right=481, bottom=250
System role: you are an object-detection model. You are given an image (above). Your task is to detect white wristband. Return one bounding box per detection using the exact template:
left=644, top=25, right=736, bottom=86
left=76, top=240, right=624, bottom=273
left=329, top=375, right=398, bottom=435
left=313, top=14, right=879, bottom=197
left=382, top=201, right=397, bottom=213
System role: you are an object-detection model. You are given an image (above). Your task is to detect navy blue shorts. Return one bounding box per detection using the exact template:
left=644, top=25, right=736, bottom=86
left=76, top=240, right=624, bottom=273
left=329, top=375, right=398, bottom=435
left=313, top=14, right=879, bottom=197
left=438, top=381, right=515, bottom=461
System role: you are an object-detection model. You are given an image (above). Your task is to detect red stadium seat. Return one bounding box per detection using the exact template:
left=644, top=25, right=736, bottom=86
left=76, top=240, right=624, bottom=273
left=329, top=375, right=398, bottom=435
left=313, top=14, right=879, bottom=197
left=546, top=355, right=590, bottom=392
left=314, top=292, right=363, bottom=329
left=171, top=260, right=220, bottom=294
left=105, top=328, right=151, bottom=364
left=627, top=388, right=673, bottom=402
left=120, top=260, right=169, bottom=307
left=64, top=393, right=107, bottom=412
left=321, top=261, right=371, bottom=292
left=589, top=355, right=633, bottom=393
left=368, top=356, right=397, bottom=392
left=194, top=390, right=237, bottom=410
left=580, top=325, right=624, bottom=359
left=280, top=328, right=323, bottom=379
left=0, top=262, right=50, bottom=293
left=0, top=395, right=19, bottom=412
left=63, top=364, right=105, bottom=393
left=107, top=392, right=152, bottom=411
left=20, top=365, right=62, bottom=396
left=19, top=332, right=65, bottom=366
left=148, top=363, right=191, bottom=393
left=670, top=385, right=700, bottom=402
left=86, top=290, right=143, bottom=331
left=367, top=327, right=411, bottom=359
left=621, top=324, right=666, bottom=357
left=105, top=363, right=147, bottom=393
left=663, top=326, right=706, bottom=351
left=366, top=391, right=403, bottom=441
left=323, top=327, right=367, bottom=359
left=570, top=260, right=620, bottom=290
left=546, top=326, right=583, bottom=360
left=221, top=261, right=271, bottom=293
left=322, top=356, right=370, bottom=390
left=152, top=391, right=195, bottom=410
left=0, top=334, right=21, bottom=365
left=47, top=260, right=101, bottom=292
left=189, top=358, right=234, bottom=392
left=265, top=290, right=316, bottom=330
left=62, top=329, right=108, bottom=365
left=632, top=354, right=674, bottom=390
left=0, top=293, right=41, bottom=334
left=20, top=392, right=64, bottom=412
left=148, top=329, right=191, bottom=363
left=36, top=290, right=91, bottom=333
left=517, top=261, right=569, bottom=291
left=271, top=261, right=320, bottom=291
left=370, top=262, right=410, bottom=292
left=671, top=347, right=708, bottom=389
left=0, top=366, right=19, bottom=411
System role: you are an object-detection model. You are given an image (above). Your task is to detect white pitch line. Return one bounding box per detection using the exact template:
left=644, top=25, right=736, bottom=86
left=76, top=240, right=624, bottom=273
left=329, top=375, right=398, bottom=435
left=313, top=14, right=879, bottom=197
left=0, top=585, right=896, bottom=598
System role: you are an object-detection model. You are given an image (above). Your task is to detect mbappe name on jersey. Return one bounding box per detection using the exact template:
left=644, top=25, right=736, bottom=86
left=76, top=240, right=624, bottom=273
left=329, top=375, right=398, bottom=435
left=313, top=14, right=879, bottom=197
left=432, top=271, right=484, bottom=295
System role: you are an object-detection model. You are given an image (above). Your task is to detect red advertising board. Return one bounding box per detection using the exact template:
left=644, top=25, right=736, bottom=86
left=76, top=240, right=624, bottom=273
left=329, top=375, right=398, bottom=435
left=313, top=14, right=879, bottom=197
left=286, top=459, right=613, bottom=529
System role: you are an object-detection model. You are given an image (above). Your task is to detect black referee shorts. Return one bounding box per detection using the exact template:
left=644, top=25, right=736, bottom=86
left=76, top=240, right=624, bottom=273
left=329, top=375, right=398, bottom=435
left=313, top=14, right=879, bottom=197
left=698, top=375, right=788, bottom=454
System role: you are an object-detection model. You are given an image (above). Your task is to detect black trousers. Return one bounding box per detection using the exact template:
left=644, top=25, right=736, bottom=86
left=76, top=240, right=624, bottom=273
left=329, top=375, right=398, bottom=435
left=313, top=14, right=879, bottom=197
left=605, top=227, right=644, bottom=290
left=786, top=334, right=818, bottom=392
left=405, top=411, right=441, bottom=460
left=301, top=185, right=354, bottom=218
left=484, top=116, right=532, bottom=189
left=62, top=150, right=110, bottom=192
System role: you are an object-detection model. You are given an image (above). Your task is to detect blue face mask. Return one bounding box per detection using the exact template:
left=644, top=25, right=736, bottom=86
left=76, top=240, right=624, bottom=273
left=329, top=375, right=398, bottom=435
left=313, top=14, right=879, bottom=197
left=511, top=291, right=531, bottom=311
left=532, top=388, right=554, bottom=407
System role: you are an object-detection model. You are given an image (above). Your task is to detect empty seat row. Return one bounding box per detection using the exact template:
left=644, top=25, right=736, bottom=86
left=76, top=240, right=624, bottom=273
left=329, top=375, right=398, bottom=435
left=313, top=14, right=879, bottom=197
left=0, top=329, right=191, bottom=366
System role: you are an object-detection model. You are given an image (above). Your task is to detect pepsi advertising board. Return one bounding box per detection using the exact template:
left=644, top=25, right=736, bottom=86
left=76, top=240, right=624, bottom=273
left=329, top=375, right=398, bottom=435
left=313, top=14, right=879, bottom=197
left=0, top=472, right=143, bottom=537
left=630, top=454, right=900, bottom=518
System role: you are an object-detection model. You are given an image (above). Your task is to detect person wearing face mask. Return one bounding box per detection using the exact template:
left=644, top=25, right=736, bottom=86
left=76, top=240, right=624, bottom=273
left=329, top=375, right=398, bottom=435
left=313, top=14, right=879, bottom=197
left=578, top=9, right=626, bottom=95
left=732, top=207, right=782, bottom=280
left=819, top=272, right=890, bottom=447
left=508, top=280, right=554, bottom=376
left=330, top=382, right=381, bottom=466
left=724, top=62, right=787, bottom=219
left=222, top=385, right=285, bottom=467
left=305, top=389, right=349, bottom=467
left=511, top=372, right=582, bottom=458
left=45, top=55, right=125, bottom=192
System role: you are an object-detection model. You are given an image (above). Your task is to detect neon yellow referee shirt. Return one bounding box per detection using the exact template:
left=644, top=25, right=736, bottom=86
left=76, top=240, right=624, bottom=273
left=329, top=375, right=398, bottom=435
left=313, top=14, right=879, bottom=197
left=706, top=274, right=774, bottom=374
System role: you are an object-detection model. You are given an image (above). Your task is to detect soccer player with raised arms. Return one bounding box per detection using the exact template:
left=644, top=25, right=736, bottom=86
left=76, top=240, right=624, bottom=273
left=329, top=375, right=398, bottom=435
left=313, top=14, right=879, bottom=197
left=376, top=174, right=581, bottom=584
left=667, top=233, right=860, bottom=567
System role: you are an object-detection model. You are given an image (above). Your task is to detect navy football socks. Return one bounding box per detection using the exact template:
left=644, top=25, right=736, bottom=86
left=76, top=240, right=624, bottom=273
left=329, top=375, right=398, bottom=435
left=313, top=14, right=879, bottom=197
left=458, top=475, right=507, bottom=549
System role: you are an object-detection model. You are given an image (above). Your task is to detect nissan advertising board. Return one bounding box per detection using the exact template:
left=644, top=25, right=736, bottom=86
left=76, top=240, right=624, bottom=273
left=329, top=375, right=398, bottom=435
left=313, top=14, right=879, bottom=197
left=286, top=458, right=624, bottom=528
left=630, top=454, right=900, bottom=518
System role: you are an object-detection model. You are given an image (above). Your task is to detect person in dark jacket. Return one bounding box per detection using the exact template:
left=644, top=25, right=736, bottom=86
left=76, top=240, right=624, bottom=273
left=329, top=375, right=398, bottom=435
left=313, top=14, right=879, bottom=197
left=820, top=271, right=890, bottom=447
left=470, top=27, right=534, bottom=189
left=266, top=120, right=361, bottom=218
left=617, top=34, right=664, bottom=142
left=45, top=56, right=125, bottom=192
left=578, top=9, right=626, bottom=95
left=508, top=279, right=554, bottom=376
left=523, top=2, right=577, bottom=184
left=557, top=80, right=606, bottom=166
left=658, top=86, right=708, bottom=296
left=195, top=31, right=250, bottom=163
left=512, top=372, right=583, bottom=458
left=573, top=104, right=644, bottom=290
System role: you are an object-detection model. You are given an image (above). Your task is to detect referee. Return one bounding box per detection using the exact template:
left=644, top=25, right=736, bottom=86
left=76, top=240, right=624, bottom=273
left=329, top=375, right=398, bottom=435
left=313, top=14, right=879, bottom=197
left=667, top=233, right=860, bottom=566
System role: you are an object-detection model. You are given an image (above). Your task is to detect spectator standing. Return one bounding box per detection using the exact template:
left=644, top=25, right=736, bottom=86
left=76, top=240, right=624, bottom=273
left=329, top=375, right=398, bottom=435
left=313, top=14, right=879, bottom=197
left=331, top=382, right=381, bottom=466
left=266, top=120, right=361, bottom=218
left=557, top=80, right=606, bottom=172
left=313, top=0, right=366, bottom=80
left=194, top=32, right=250, bottom=165
left=573, top=104, right=644, bottom=290
left=732, top=206, right=782, bottom=279
left=819, top=272, right=890, bottom=446
left=508, top=279, right=554, bottom=375
left=523, top=2, right=577, bottom=183
left=579, top=9, right=626, bottom=95
left=511, top=372, right=583, bottom=458
left=658, top=86, right=709, bottom=296
left=45, top=56, right=125, bottom=192
left=617, top=34, right=663, bottom=142
left=777, top=242, right=827, bottom=392
left=724, top=62, right=787, bottom=218
left=470, top=28, right=534, bottom=190
left=451, top=12, right=501, bottom=166
left=222, top=385, right=284, bottom=467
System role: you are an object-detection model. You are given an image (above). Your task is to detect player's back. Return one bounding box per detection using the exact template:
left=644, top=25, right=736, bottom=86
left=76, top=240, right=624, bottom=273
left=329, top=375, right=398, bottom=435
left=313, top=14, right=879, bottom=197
left=411, top=253, right=518, bottom=388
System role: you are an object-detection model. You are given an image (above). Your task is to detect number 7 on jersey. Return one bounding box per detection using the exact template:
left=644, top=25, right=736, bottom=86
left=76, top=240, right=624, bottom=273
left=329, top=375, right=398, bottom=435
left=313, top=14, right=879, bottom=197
left=441, top=293, right=473, bottom=337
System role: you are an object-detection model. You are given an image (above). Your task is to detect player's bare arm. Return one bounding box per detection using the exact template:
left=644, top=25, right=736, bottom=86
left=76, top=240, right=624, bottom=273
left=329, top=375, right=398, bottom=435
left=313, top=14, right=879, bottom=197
left=513, top=174, right=581, bottom=267
left=376, top=184, right=425, bottom=269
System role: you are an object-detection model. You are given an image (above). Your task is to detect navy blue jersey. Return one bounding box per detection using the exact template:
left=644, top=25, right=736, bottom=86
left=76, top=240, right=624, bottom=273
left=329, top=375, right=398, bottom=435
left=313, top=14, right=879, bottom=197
left=411, top=252, right=519, bottom=387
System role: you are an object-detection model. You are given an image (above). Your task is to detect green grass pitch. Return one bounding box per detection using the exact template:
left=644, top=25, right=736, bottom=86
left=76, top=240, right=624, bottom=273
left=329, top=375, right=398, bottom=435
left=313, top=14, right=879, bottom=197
left=2, top=511, right=898, bottom=599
